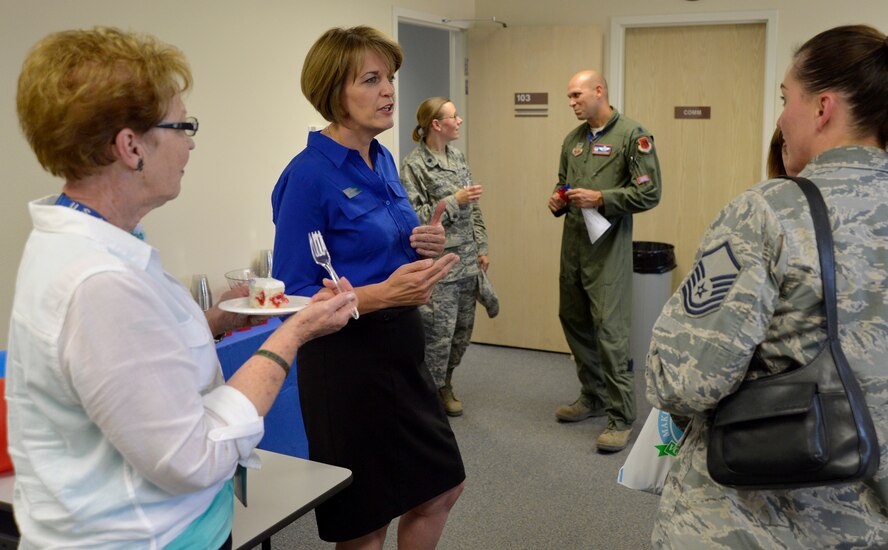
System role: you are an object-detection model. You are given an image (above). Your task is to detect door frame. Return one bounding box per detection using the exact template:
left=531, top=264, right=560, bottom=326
left=392, top=8, right=469, bottom=161
left=609, top=11, right=778, bottom=180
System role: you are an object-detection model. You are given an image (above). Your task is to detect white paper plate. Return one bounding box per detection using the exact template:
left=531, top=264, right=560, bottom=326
left=217, top=295, right=309, bottom=316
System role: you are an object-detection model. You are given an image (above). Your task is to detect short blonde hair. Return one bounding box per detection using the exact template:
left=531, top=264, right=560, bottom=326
left=412, top=96, right=451, bottom=143
left=301, top=26, right=403, bottom=124
left=16, top=27, right=192, bottom=180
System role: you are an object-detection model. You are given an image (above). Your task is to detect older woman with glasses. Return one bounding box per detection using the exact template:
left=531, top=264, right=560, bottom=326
left=8, top=27, right=356, bottom=549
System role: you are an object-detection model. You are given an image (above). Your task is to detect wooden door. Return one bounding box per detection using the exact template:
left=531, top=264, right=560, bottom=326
left=467, top=25, right=603, bottom=352
left=625, top=24, right=766, bottom=286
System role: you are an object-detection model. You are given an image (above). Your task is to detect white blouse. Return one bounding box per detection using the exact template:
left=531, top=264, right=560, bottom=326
left=7, top=196, right=263, bottom=548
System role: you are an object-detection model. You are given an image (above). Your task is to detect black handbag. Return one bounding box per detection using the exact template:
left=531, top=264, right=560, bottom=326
left=707, top=176, right=880, bottom=489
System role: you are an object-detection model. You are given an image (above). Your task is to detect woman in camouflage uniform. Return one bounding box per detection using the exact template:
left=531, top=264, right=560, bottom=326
left=647, top=25, right=888, bottom=548
left=400, top=97, right=489, bottom=416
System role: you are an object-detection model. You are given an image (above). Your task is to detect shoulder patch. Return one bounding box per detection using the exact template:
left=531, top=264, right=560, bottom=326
left=680, top=241, right=741, bottom=317
left=637, top=136, right=653, bottom=154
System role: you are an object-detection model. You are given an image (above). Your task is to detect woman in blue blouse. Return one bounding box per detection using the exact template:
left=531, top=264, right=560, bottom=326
left=271, top=26, right=466, bottom=548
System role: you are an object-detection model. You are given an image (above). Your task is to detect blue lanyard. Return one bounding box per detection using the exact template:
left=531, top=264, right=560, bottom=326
left=586, top=113, right=619, bottom=142
left=55, top=193, right=145, bottom=240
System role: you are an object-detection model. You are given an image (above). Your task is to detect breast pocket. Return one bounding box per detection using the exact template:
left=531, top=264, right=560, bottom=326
left=335, top=189, right=380, bottom=221
left=427, top=176, right=451, bottom=198
left=386, top=179, right=421, bottom=226
left=588, top=151, right=627, bottom=189
left=162, top=277, right=213, bottom=349
left=177, top=314, right=212, bottom=348
left=428, top=171, right=463, bottom=199
left=386, top=178, right=409, bottom=199
left=176, top=313, right=219, bottom=387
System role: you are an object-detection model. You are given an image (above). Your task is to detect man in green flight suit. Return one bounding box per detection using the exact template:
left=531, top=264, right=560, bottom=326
left=548, top=70, right=662, bottom=452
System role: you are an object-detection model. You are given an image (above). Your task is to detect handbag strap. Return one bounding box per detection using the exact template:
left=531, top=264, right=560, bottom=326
left=781, top=176, right=839, bottom=342
left=781, top=176, right=874, bottom=431
left=771, top=177, right=878, bottom=475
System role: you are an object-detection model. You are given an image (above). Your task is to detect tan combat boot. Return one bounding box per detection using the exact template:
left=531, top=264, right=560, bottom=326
left=596, top=425, right=632, bottom=452
left=555, top=396, right=605, bottom=422
left=438, top=386, right=463, bottom=417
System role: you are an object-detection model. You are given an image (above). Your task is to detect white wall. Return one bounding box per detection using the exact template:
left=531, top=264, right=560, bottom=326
left=2, top=0, right=888, bottom=348
left=0, top=0, right=473, bottom=347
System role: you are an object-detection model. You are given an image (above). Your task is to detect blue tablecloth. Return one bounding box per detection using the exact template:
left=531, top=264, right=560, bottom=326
left=215, top=319, right=308, bottom=458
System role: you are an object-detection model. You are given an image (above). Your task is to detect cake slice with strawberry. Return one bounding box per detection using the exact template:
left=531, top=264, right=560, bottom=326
left=248, top=277, right=289, bottom=309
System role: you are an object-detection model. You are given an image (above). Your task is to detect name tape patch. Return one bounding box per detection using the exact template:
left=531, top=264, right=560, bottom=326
left=592, top=144, right=613, bottom=156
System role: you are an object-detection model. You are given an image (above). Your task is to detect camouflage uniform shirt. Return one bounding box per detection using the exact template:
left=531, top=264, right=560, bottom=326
left=646, top=146, right=888, bottom=549
left=400, top=141, right=488, bottom=283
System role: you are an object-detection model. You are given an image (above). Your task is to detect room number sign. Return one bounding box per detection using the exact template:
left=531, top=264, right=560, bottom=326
left=514, top=92, right=548, bottom=105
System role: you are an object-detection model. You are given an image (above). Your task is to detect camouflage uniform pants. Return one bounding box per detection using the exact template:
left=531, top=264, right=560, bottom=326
left=419, top=276, right=478, bottom=389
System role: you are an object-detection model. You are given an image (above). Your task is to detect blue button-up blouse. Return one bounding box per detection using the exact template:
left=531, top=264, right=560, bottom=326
left=271, top=131, right=421, bottom=297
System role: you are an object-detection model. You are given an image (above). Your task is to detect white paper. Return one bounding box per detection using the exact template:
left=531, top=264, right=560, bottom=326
left=581, top=207, right=611, bottom=244
left=617, top=408, right=683, bottom=495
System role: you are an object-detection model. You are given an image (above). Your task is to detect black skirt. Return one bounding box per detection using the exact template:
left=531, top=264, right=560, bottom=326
left=297, top=306, right=466, bottom=542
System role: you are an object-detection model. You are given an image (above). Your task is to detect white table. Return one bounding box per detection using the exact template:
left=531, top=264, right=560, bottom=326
left=233, top=449, right=351, bottom=549
left=0, top=449, right=352, bottom=550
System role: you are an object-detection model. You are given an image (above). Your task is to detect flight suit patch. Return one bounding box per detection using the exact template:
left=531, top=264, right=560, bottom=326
left=637, top=136, right=653, bottom=154
left=572, top=142, right=584, bottom=157
left=680, top=241, right=741, bottom=317
left=636, top=175, right=651, bottom=185
left=592, top=144, right=612, bottom=156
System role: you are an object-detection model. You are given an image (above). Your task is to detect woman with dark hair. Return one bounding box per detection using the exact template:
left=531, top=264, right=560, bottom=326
left=400, top=97, right=488, bottom=416
left=271, top=26, right=465, bottom=549
left=646, top=24, right=888, bottom=548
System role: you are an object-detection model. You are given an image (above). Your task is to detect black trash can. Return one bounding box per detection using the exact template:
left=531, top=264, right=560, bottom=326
left=630, top=242, right=676, bottom=373
left=632, top=241, right=676, bottom=274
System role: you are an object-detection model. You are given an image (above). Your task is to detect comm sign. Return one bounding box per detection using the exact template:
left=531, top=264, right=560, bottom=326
left=674, top=106, right=711, bottom=119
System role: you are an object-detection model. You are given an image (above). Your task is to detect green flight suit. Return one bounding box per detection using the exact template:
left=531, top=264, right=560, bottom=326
left=556, top=108, right=662, bottom=430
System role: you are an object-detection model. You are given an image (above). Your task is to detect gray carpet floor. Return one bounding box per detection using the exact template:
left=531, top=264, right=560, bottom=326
left=266, top=344, right=660, bottom=549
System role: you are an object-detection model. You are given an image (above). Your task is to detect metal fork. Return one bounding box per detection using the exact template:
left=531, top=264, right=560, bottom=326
left=308, top=230, right=359, bottom=319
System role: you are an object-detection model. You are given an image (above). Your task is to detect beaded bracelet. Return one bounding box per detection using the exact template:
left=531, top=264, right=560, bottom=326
left=253, top=349, right=291, bottom=376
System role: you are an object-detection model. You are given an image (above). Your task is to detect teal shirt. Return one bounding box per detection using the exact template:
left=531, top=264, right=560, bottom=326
left=165, top=480, right=233, bottom=549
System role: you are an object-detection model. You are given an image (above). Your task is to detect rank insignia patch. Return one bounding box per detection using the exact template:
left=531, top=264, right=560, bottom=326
left=572, top=142, right=584, bottom=157
left=636, top=175, right=651, bottom=185
left=680, top=241, right=741, bottom=317
left=592, top=144, right=613, bottom=156
left=637, top=136, right=653, bottom=154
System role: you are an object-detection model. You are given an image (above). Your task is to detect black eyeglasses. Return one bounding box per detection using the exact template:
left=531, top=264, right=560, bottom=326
left=155, top=116, right=199, bottom=136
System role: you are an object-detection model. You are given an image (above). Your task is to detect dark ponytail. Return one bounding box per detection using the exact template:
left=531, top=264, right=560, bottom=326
left=793, top=25, right=888, bottom=146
